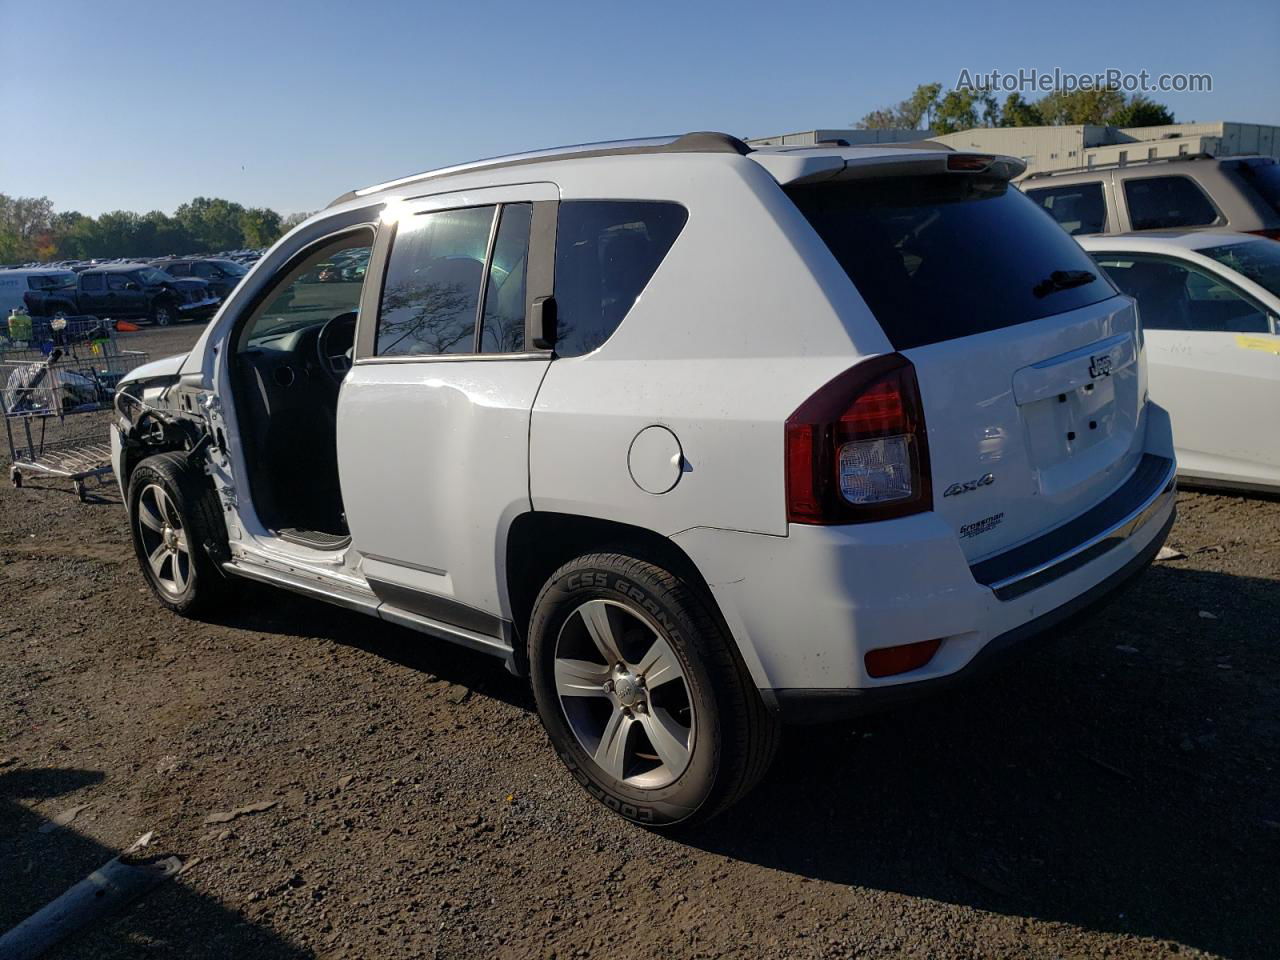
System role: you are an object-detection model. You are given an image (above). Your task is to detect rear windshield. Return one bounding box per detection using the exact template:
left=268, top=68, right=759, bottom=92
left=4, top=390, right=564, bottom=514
left=787, top=175, right=1116, bottom=350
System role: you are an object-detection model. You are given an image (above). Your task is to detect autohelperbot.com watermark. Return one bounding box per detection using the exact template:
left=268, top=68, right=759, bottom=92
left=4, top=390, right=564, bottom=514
left=956, top=68, right=1212, bottom=94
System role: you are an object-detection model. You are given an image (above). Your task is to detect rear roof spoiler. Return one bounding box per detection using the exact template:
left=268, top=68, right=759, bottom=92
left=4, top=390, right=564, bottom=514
left=751, top=149, right=1026, bottom=186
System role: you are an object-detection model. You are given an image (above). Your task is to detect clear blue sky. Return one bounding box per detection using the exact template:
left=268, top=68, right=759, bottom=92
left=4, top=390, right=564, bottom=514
left=2, top=0, right=1276, bottom=217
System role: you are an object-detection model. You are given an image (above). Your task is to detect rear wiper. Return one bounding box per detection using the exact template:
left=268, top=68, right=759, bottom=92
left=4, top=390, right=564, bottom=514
left=1033, top=269, right=1095, bottom=298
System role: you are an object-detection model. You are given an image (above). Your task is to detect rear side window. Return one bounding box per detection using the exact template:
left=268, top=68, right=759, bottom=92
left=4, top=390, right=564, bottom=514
left=1094, top=254, right=1270, bottom=333
left=1233, top=159, right=1280, bottom=215
left=80, top=273, right=104, bottom=292
left=786, top=175, right=1116, bottom=351
left=1122, top=176, right=1219, bottom=230
left=376, top=205, right=495, bottom=357
left=1024, top=182, right=1107, bottom=235
left=553, top=201, right=687, bottom=357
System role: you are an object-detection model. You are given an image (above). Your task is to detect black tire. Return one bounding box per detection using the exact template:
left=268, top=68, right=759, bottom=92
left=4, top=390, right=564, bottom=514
left=150, top=300, right=177, bottom=326
left=528, top=551, right=779, bottom=827
left=127, top=452, right=230, bottom=616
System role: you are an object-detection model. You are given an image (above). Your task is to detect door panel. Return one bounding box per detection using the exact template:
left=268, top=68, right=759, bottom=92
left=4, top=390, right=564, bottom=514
left=1146, top=330, right=1280, bottom=485
left=337, top=183, right=558, bottom=631
left=336, top=359, right=549, bottom=624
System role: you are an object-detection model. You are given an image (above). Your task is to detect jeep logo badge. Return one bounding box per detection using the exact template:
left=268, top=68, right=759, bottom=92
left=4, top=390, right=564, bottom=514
left=1089, top=354, right=1113, bottom=379
left=943, top=473, right=995, bottom=497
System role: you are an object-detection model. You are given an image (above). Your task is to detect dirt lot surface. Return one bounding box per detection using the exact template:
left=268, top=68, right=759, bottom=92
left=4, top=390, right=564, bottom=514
left=2, top=323, right=1278, bottom=959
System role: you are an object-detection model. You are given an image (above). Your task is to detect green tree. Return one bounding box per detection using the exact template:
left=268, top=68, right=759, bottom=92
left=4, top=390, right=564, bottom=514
left=1109, top=95, right=1175, bottom=128
left=0, top=193, right=55, bottom=261
left=859, top=82, right=1175, bottom=135
left=856, top=82, right=943, bottom=131
left=280, top=211, right=313, bottom=233
left=999, top=92, right=1044, bottom=127
left=899, top=82, right=943, bottom=129
left=93, top=211, right=143, bottom=257
left=933, top=88, right=998, bottom=134
left=855, top=108, right=900, bottom=130
left=175, top=196, right=247, bottom=252
left=50, top=211, right=99, bottom=260
left=239, top=207, right=283, bottom=248
left=1035, top=86, right=1127, bottom=125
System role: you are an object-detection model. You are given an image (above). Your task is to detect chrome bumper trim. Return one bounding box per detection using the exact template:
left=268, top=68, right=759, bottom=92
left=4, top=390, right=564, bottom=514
left=980, top=456, right=1176, bottom=601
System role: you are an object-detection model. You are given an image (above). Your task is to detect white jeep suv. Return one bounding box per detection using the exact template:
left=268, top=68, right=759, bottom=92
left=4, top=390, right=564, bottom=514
left=111, top=133, right=1177, bottom=825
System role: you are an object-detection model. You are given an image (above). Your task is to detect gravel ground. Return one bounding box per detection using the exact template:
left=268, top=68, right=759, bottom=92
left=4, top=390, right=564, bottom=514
left=1, top=323, right=1278, bottom=959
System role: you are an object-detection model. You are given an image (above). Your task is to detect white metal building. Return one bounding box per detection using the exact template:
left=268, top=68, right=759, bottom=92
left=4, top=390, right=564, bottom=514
left=748, top=122, right=1280, bottom=178
left=931, top=122, right=1280, bottom=178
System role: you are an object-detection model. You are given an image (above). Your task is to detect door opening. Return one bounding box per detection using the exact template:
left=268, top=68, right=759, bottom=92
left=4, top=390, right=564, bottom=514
left=230, top=229, right=374, bottom=546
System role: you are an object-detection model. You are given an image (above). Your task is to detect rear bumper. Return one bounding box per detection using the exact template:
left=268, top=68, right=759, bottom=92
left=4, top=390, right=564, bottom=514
left=673, top=445, right=1176, bottom=718
left=773, top=507, right=1173, bottom=723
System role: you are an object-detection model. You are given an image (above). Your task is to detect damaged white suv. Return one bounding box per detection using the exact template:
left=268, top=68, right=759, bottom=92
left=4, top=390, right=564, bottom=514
left=112, top=133, right=1177, bottom=825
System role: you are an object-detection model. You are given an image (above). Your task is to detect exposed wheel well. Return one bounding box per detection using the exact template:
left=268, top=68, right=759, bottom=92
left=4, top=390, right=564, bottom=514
left=504, top=512, right=724, bottom=674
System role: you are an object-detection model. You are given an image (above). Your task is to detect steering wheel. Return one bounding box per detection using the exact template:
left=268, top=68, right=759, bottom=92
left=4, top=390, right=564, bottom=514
left=316, top=312, right=358, bottom=385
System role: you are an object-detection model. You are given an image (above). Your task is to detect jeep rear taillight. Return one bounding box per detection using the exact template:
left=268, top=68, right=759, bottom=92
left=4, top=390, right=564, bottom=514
left=785, top=354, right=932, bottom=524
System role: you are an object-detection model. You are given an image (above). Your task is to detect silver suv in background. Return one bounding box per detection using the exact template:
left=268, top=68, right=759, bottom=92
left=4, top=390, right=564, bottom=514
left=1021, top=155, right=1280, bottom=240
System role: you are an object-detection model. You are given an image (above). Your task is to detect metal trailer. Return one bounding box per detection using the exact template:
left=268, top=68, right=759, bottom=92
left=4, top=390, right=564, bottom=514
left=1, top=317, right=148, bottom=500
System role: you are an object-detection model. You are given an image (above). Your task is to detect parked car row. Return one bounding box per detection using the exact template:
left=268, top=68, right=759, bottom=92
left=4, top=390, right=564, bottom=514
left=0, top=252, right=263, bottom=325
left=3, top=264, right=221, bottom=326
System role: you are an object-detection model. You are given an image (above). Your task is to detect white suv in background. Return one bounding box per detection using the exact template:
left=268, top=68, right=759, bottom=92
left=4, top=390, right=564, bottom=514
left=111, top=133, right=1176, bottom=825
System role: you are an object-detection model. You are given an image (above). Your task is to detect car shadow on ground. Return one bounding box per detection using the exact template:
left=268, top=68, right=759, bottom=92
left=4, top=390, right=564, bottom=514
left=212, top=588, right=533, bottom=711
left=0, top=767, right=305, bottom=959
left=193, top=558, right=1278, bottom=957
left=686, top=564, right=1280, bottom=959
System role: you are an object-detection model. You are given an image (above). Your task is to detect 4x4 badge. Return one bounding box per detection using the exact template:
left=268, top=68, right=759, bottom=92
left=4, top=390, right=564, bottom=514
left=1089, top=354, right=1113, bottom=379
left=943, top=473, right=994, bottom=497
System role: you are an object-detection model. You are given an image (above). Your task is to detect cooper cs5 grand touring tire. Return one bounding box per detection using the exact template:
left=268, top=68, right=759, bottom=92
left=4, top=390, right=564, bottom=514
left=127, top=453, right=230, bottom=617
left=528, top=552, right=778, bottom=827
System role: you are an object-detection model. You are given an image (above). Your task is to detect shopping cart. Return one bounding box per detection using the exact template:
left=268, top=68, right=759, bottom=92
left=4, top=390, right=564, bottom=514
left=2, top=337, right=150, bottom=500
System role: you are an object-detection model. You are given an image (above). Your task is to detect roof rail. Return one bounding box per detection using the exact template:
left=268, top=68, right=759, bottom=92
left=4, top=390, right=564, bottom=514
left=1022, top=151, right=1217, bottom=180
left=328, top=131, right=752, bottom=207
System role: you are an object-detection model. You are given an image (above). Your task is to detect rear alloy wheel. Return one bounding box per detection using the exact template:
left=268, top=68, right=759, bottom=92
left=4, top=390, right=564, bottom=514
left=529, top=552, right=778, bottom=827
left=554, top=599, right=696, bottom=788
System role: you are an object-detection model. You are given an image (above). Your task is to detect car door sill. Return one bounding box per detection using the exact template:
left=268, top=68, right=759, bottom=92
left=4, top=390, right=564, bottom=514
left=223, top=560, right=515, bottom=665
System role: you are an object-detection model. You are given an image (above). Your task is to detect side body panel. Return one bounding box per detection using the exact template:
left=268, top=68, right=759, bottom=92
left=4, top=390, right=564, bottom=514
left=528, top=154, right=892, bottom=539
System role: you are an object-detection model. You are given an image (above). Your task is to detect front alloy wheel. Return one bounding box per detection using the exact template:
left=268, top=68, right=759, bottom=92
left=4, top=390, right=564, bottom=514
left=152, top=303, right=173, bottom=326
left=135, top=483, right=192, bottom=598
left=126, top=452, right=230, bottom=616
